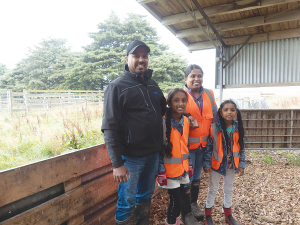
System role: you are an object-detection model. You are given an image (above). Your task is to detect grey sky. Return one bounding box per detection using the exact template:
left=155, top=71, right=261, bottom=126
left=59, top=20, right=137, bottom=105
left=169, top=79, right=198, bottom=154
left=0, top=0, right=216, bottom=88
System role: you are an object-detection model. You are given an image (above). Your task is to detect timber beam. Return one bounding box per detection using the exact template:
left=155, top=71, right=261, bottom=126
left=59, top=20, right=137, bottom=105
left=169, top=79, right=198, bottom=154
left=136, top=0, right=156, bottom=4
left=162, top=0, right=300, bottom=25
left=188, top=28, right=300, bottom=51
left=176, top=10, right=300, bottom=38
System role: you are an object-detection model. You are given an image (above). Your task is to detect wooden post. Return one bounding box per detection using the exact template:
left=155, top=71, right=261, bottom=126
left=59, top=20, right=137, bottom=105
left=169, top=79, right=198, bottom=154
left=8, top=89, right=13, bottom=115
left=23, top=90, right=29, bottom=115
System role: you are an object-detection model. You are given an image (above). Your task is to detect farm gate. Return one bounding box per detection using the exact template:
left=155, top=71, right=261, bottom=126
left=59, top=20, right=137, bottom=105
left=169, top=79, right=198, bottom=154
left=0, top=89, right=103, bottom=114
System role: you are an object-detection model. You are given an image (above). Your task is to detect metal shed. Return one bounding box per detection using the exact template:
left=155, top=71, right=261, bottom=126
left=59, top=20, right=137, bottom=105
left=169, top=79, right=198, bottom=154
left=137, top=0, right=300, bottom=100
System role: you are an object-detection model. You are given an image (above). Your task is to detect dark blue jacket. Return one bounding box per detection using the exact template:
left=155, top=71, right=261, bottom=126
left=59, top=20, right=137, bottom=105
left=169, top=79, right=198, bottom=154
left=203, top=120, right=246, bottom=176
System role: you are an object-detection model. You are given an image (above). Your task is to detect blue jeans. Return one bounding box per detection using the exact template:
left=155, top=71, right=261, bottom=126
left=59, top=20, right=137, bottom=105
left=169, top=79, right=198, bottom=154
left=116, top=153, right=159, bottom=221
left=186, top=147, right=205, bottom=186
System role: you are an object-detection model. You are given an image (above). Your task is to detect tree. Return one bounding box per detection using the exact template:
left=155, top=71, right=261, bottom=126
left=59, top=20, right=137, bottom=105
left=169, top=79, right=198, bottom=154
left=2, top=38, right=72, bottom=91
left=1, top=13, right=187, bottom=91
left=69, top=12, right=187, bottom=90
left=0, top=63, right=7, bottom=76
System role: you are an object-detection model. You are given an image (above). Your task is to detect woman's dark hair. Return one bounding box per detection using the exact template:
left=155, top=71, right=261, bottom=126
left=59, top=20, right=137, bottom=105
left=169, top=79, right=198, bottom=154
left=185, top=64, right=204, bottom=78
left=218, top=100, right=245, bottom=153
left=164, top=88, right=188, bottom=158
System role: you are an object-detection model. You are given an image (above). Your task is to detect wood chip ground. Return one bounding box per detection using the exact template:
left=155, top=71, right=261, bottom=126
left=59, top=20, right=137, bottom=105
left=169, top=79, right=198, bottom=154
left=150, top=151, right=300, bottom=225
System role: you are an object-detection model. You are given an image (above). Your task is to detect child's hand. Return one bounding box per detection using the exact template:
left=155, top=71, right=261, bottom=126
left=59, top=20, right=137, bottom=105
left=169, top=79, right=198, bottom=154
left=189, top=165, right=193, bottom=178
left=188, top=116, right=199, bottom=130
left=203, top=167, right=211, bottom=173
left=238, top=168, right=244, bottom=176
left=157, top=172, right=167, bottom=186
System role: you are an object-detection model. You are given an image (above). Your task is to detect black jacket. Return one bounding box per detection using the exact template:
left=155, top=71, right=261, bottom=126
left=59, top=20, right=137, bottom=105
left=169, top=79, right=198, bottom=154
left=101, top=65, right=166, bottom=168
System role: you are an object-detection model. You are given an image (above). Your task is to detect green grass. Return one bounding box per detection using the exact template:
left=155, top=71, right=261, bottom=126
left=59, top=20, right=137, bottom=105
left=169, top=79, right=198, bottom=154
left=0, top=104, right=104, bottom=171
left=284, top=153, right=300, bottom=166
left=261, top=154, right=276, bottom=165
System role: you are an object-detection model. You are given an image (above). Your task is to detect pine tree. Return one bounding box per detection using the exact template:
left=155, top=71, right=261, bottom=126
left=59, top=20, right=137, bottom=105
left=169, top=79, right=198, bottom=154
left=69, top=12, right=187, bottom=90
left=2, top=38, right=72, bottom=91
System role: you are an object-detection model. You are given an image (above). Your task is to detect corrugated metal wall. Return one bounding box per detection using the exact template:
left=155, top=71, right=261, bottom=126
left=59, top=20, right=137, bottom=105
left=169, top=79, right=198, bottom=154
left=216, top=37, right=300, bottom=87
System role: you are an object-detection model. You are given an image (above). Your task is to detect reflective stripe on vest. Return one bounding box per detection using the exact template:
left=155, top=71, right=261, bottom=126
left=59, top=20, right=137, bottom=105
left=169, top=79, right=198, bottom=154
left=210, top=123, right=241, bottom=170
left=164, top=153, right=189, bottom=164
left=164, top=116, right=190, bottom=178
left=185, top=89, right=215, bottom=149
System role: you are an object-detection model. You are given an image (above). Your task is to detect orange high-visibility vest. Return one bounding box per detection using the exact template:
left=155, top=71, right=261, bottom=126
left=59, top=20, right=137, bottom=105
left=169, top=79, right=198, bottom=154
left=185, top=89, right=215, bottom=149
left=210, top=123, right=241, bottom=170
left=164, top=116, right=189, bottom=178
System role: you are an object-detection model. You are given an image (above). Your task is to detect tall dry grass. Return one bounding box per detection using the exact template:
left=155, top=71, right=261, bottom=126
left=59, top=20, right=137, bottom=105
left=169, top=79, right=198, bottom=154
left=0, top=104, right=104, bottom=171
left=267, top=96, right=300, bottom=109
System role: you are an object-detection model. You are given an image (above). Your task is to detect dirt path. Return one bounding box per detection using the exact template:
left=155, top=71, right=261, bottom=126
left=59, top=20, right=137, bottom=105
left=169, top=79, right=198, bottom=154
left=150, top=152, right=300, bottom=225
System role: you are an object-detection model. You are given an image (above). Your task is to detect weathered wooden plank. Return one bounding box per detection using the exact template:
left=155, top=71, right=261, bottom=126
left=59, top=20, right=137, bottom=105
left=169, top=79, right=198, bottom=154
left=161, top=0, right=299, bottom=25
left=67, top=214, right=84, bottom=225
left=188, top=28, right=300, bottom=50
left=84, top=193, right=118, bottom=222
left=0, top=183, right=64, bottom=223
left=81, top=164, right=113, bottom=185
left=2, top=173, right=118, bottom=225
left=64, top=176, right=82, bottom=192
left=83, top=202, right=116, bottom=225
left=0, top=144, right=110, bottom=208
left=176, top=9, right=300, bottom=38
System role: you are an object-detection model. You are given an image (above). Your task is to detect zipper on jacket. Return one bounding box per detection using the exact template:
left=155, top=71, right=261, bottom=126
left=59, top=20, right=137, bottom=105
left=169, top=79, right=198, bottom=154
left=139, top=87, right=150, bottom=108
left=146, top=88, right=157, bottom=116
left=128, top=128, right=132, bottom=146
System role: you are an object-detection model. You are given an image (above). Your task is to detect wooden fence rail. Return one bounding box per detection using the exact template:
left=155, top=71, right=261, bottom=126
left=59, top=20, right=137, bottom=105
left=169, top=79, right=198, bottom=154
left=0, top=89, right=104, bottom=114
left=0, top=144, right=117, bottom=225
left=241, top=109, right=300, bottom=150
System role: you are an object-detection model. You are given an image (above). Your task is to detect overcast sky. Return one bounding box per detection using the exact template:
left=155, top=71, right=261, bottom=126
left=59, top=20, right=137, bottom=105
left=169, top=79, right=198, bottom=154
left=0, top=0, right=216, bottom=89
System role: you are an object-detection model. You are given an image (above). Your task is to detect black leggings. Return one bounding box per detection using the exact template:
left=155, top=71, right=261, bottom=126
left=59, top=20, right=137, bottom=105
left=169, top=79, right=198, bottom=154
left=167, top=185, right=184, bottom=224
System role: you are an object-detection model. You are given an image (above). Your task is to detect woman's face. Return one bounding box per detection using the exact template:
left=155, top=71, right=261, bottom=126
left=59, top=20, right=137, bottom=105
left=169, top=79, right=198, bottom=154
left=184, top=68, right=203, bottom=91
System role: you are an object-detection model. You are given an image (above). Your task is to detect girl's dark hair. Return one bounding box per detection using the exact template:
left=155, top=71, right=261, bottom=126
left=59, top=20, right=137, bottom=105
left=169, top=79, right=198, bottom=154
left=185, top=64, right=204, bottom=78
left=164, top=88, right=188, bottom=158
left=218, top=100, right=245, bottom=153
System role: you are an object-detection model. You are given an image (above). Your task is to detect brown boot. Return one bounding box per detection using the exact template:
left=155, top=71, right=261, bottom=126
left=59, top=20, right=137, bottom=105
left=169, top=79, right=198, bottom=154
left=180, top=186, right=199, bottom=225
left=190, top=179, right=204, bottom=221
left=204, top=207, right=214, bottom=225
left=133, top=202, right=150, bottom=225
left=223, top=206, right=240, bottom=225
left=115, top=216, right=131, bottom=225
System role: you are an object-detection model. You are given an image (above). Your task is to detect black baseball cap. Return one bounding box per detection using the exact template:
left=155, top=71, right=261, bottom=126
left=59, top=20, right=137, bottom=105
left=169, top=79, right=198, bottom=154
left=126, top=40, right=150, bottom=56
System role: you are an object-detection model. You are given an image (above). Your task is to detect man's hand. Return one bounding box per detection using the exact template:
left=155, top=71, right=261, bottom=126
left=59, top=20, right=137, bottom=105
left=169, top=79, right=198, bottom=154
left=188, top=116, right=199, bottom=130
left=203, top=167, right=211, bottom=173
left=113, top=164, right=130, bottom=183
left=238, top=168, right=244, bottom=176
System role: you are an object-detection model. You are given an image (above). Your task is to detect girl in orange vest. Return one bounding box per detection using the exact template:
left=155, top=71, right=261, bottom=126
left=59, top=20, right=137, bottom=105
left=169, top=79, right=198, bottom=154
left=203, top=100, right=246, bottom=225
left=183, top=64, right=218, bottom=221
left=157, top=88, right=197, bottom=225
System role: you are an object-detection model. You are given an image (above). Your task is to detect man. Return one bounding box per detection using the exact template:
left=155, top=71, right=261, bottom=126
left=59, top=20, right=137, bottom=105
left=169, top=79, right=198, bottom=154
left=101, top=40, right=166, bottom=225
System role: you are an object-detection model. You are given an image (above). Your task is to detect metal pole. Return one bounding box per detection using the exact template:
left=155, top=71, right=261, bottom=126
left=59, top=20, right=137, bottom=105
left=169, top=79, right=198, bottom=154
left=223, top=35, right=253, bottom=68
left=219, top=46, right=224, bottom=103
left=290, top=110, right=294, bottom=149
left=190, top=0, right=227, bottom=47
left=177, top=0, right=223, bottom=57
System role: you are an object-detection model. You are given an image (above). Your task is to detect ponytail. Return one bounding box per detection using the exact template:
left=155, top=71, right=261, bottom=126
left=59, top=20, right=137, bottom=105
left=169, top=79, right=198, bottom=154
left=236, top=109, right=245, bottom=153
left=164, top=107, right=173, bottom=158
left=218, top=108, right=230, bottom=149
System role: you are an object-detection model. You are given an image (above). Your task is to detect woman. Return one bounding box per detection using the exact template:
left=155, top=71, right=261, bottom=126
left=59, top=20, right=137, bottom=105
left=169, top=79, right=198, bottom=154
left=181, top=64, right=218, bottom=222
